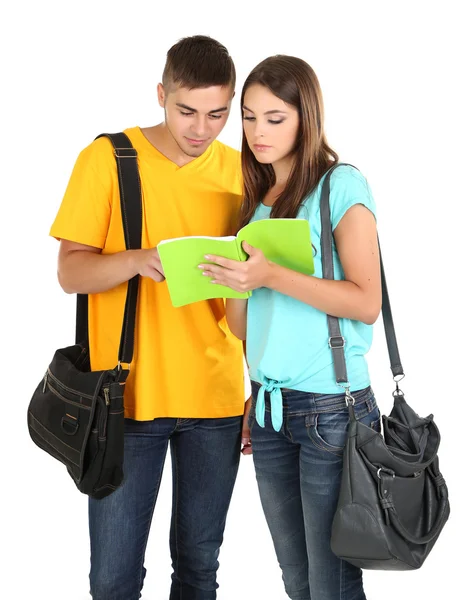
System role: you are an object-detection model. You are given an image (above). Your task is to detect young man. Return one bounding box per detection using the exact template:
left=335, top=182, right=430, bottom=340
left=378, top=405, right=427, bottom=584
left=50, top=36, right=248, bottom=600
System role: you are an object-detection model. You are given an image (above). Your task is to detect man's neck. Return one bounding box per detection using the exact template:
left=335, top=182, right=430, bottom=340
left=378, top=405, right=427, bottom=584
left=140, top=124, right=203, bottom=167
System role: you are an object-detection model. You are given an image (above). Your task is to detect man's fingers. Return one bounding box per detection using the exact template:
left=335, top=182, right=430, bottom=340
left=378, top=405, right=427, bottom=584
left=151, top=270, right=165, bottom=283
left=155, top=261, right=165, bottom=277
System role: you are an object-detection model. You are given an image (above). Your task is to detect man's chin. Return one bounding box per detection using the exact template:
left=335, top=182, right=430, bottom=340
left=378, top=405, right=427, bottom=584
left=183, top=148, right=205, bottom=158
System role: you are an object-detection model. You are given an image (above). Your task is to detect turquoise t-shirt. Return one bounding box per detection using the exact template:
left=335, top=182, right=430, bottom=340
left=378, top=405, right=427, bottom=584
left=246, top=165, right=376, bottom=431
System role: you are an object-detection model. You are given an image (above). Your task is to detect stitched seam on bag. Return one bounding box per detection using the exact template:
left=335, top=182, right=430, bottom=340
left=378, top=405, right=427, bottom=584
left=29, top=413, right=80, bottom=467
left=92, top=483, right=117, bottom=492
left=46, top=382, right=91, bottom=410
left=47, top=368, right=95, bottom=400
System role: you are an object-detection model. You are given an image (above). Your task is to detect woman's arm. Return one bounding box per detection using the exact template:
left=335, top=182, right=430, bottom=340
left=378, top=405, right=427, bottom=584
left=225, top=299, right=248, bottom=340
left=200, top=205, right=381, bottom=325
left=267, top=205, right=381, bottom=324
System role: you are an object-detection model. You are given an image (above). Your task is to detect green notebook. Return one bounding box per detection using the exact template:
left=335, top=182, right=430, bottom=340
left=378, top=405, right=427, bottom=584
left=158, top=218, right=314, bottom=308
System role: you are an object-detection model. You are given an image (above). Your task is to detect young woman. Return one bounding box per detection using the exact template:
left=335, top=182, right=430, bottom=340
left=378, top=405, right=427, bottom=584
left=199, top=55, right=382, bottom=600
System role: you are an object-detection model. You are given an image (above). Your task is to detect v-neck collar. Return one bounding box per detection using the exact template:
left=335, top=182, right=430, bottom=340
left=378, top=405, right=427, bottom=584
left=133, top=126, right=214, bottom=172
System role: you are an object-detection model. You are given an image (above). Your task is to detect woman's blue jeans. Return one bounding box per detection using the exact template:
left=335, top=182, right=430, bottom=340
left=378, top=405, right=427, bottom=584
left=250, top=381, right=381, bottom=600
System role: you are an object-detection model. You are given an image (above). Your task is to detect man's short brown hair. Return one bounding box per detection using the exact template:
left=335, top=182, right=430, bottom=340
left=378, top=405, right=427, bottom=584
left=162, top=35, right=236, bottom=91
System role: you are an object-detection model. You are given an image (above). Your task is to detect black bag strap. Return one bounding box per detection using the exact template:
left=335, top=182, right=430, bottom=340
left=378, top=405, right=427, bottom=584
left=320, top=163, right=404, bottom=390
left=75, top=132, right=142, bottom=366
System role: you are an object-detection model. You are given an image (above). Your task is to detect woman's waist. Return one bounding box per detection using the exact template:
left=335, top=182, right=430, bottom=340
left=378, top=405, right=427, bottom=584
left=249, top=355, right=370, bottom=396
left=250, top=379, right=376, bottom=415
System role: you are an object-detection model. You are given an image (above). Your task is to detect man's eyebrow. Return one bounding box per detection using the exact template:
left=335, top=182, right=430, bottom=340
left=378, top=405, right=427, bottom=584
left=176, top=103, right=229, bottom=114
left=242, top=105, right=287, bottom=116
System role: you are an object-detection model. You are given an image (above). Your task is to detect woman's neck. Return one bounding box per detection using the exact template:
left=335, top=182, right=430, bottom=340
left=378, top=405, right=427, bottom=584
left=272, top=156, right=294, bottom=187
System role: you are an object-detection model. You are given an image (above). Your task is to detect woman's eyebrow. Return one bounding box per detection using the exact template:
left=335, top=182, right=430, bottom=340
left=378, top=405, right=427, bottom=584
left=242, top=105, right=287, bottom=115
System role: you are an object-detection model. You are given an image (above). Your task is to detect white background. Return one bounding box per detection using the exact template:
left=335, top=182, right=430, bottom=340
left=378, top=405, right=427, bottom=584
left=2, top=1, right=464, bottom=598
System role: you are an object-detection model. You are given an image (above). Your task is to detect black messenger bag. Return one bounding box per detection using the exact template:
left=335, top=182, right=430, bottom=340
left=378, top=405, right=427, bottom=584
left=27, top=132, right=141, bottom=499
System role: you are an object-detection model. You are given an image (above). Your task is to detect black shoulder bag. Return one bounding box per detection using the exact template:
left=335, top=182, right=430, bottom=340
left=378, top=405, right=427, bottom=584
left=27, top=132, right=141, bottom=499
left=320, top=164, right=450, bottom=569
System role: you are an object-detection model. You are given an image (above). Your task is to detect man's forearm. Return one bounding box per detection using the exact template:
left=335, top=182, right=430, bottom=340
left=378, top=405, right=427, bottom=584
left=225, top=299, right=248, bottom=340
left=58, top=249, right=140, bottom=294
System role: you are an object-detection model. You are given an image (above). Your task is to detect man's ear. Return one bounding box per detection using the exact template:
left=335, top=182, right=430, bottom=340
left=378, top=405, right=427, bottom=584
left=157, top=83, right=165, bottom=108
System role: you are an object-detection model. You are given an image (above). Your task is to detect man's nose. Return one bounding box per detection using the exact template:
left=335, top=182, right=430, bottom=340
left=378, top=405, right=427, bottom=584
left=191, top=116, right=209, bottom=138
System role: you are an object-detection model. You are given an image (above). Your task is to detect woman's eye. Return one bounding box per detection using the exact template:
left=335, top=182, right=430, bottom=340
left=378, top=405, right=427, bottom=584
left=243, top=116, right=255, bottom=121
left=269, top=120, right=284, bottom=125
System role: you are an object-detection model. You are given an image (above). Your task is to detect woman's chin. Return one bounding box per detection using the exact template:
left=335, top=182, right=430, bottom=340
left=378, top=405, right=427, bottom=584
left=252, top=153, right=274, bottom=165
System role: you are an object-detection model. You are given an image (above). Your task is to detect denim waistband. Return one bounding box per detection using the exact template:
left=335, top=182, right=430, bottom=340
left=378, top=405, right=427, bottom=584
left=250, top=380, right=375, bottom=431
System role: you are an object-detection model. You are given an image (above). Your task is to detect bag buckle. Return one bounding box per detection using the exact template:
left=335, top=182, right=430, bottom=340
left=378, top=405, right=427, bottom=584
left=114, top=148, right=138, bottom=158
left=329, top=336, right=345, bottom=349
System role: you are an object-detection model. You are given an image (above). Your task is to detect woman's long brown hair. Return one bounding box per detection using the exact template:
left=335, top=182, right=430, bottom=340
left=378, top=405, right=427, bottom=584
left=238, top=55, right=338, bottom=229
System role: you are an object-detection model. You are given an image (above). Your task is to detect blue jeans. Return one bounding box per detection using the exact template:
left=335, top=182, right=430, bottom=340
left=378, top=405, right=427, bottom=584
left=88, top=415, right=242, bottom=600
left=250, top=381, right=381, bottom=600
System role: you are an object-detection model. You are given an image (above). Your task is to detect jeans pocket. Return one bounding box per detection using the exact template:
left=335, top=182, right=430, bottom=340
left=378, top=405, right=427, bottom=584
left=309, top=412, right=348, bottom=455
left=360, top=406, right=381, bottom=432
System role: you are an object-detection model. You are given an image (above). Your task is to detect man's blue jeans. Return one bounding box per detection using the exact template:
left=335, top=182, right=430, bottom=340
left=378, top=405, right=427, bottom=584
left=250, top=382, right=381, bottom=600
left=88, top=415, right=242, bottom=600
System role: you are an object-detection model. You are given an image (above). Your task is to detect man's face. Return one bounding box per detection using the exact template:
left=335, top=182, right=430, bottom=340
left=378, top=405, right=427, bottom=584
left=159, top=83, right=234, bottom=158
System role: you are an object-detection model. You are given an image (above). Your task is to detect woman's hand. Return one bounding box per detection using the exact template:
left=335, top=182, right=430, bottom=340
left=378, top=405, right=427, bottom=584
left=241, top=397, right=253, bottom=456
left=199, top=241, right=273, bottom=293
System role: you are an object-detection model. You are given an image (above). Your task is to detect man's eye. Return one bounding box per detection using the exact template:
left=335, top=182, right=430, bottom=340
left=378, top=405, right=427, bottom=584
left=180, top=111, right=193, bottom=116
left=208, top=114, right=222, bottom=120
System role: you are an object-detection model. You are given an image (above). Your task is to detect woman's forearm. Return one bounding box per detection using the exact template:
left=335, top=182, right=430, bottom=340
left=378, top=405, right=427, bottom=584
left=267, top=263, right=381, bottom=325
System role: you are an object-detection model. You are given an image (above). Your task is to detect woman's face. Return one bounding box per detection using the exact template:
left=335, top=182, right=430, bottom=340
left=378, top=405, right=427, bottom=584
left=242, top=83, right=299, bottom=167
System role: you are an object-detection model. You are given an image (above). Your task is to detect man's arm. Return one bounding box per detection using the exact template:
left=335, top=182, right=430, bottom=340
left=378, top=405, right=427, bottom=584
left=225, top=299, right=247, bottom=340
left=57, top=240, right=165, bottom=294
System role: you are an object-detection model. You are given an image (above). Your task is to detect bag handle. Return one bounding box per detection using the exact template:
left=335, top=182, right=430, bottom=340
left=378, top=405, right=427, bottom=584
left=378, top=464, right=449, bottom=544
left=319, top=163, right=404, bottom=391
left=75, top=132, right=142, bottom=367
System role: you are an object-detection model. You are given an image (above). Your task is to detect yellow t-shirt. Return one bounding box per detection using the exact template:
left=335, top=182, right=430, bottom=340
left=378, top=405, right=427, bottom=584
left=50, top=127, right=245, bottom=420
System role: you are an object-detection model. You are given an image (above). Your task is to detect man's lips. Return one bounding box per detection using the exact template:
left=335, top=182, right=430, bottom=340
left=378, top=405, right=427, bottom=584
left=185, top=137, right=206, bottom=145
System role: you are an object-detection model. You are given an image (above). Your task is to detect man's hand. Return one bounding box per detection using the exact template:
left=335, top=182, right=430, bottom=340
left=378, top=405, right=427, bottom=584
left=241, top=397, right=253, bottom=456
left=134, top=247, right=165, bottom=282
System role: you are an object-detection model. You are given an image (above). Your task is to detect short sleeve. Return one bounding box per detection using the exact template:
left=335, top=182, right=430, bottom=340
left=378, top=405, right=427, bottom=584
left=49, top=137, right=115, bottom=248
left=329, top=165, right=376, bottom=231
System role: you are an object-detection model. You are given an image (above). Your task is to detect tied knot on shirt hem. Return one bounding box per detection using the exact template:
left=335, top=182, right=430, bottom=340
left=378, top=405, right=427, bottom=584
left=256, top=379, right=284, bottom=432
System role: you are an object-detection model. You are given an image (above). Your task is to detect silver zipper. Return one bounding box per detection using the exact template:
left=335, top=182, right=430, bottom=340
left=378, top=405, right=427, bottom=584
left=103, top=387, right=110, bottom=406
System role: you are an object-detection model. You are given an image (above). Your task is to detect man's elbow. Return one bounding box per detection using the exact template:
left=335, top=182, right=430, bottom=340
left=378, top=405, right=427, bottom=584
left=57, top=268, right=76, bottom=294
